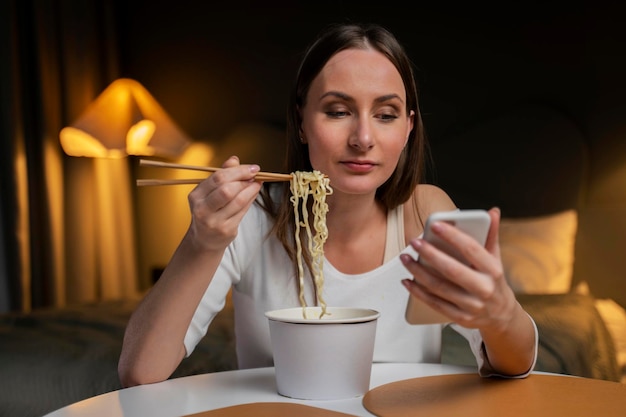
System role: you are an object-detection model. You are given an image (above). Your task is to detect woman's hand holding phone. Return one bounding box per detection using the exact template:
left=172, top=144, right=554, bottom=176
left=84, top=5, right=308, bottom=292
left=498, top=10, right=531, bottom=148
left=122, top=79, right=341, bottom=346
left=403, top=209, right=491, bottom=325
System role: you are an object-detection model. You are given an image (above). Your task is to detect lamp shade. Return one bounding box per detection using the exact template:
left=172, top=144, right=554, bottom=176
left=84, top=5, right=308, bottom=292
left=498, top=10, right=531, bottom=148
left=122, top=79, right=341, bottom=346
left=60, top=78, right=191, bottom=158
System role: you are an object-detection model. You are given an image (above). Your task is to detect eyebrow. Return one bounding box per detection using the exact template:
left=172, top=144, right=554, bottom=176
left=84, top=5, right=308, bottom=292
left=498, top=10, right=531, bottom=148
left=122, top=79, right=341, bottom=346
left=319, top=91, right=405, bottom=105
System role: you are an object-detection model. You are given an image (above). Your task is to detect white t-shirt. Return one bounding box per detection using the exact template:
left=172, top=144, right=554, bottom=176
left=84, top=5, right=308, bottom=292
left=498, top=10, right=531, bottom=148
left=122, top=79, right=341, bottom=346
left=184, top=189, right=537, bottom=376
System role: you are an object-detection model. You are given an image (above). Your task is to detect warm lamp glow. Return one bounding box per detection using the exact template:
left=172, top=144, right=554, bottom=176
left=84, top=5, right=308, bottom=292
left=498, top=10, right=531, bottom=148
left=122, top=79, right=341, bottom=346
left=59, top=127, right=120, bottom=158
left=59, top=78, right=191, bottom=158
left=126, top=120, right=157, bottom=156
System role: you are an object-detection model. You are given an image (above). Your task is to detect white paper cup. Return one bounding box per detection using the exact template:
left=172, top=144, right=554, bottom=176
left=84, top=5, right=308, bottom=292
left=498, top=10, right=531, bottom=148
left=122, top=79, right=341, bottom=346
left=265, top=306, right=380, bottom=400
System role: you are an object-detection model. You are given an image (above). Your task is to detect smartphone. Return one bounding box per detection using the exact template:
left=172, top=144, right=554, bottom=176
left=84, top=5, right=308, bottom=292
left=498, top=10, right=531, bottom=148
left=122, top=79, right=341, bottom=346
left=418, top=209, right=491, bottom=267
left=405, top=209, right=491, bottom=325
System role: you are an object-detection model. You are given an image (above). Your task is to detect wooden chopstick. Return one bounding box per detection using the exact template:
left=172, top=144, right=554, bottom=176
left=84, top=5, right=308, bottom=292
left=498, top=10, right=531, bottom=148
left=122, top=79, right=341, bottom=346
left=137, top=159, right=293, bottom=186
left=136, top=175, right=290, bottom=186
left=136, top=179, right=205, bottom=186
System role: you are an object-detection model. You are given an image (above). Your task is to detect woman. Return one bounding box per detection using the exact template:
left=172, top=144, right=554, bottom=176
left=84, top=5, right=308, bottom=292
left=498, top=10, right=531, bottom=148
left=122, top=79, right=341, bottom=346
left=118, top=22, right=537, bottom=387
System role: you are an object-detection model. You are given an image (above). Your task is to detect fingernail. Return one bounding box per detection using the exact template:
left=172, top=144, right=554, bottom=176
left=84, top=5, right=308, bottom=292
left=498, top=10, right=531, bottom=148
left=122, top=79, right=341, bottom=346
left=431, top=221, right=446, bottom=233
left=250, top=165, right=260, bottom=173
left=410, top=238, right=423, bottom=249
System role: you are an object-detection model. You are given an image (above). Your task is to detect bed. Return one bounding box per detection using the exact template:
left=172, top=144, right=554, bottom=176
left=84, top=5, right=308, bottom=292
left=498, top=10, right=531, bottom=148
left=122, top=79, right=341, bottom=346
left=1, top=102, right=625, bottom=417
left=0, top=298, right=237, bottom=417
left=431, top=102, right=625, bottom=383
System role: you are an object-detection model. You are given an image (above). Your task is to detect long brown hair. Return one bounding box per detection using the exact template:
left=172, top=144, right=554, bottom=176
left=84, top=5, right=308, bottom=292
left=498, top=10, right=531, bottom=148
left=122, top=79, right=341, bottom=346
left=259, top=22, right=428, bottom=269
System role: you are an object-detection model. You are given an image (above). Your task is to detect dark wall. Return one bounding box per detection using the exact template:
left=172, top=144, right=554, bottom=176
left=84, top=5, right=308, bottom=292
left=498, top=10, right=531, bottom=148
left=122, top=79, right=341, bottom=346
left=116, top=1, right=626, bottom=303
left=115, top=1, right=625, bottom=187
left=112, top=0, right=604, bottom=146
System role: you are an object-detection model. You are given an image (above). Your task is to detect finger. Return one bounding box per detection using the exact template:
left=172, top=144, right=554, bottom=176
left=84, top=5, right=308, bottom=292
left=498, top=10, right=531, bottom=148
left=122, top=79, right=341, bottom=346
left=403, top=277, right=488, bottom=327
left=429, top=220, right=487, bottom=267
left=401, top=266, right=486, bottom=326
left=215, top=180, right=263, bottom=221
left=402, top=278, right=459, bottom=318
left=189, top=180, right=262, bottom=246
left=221, top=155, right=240, bottom=168
left=465, top=207, right=506, bottom=283
left=195, top=174, right=261, bottom=216
left=210, top=163, right=260, bottom=188
left=400, top=249, right=470, bottom=307
left=407, top=236, right=494, bottom=302
left=191, top=161, right=261, bottom=198
left=484, top=207, right=501, bottom=257
left=402, top=244, right=495, bottom=324
left=420, top=220, right=500, bottom=286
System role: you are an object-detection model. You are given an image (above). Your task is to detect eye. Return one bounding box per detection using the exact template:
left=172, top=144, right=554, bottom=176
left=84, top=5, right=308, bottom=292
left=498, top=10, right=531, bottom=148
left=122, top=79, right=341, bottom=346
left=375, top=103, right=402, bottom=122
left=326, top=110, right=349, bottom=118
left=321, top=98, right=353, bottom=118
left=378, top=113, right=399, bottom=121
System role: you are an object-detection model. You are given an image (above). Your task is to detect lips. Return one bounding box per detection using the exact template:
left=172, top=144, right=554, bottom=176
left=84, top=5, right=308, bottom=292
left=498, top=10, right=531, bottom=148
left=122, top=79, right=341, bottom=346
left=342, top=161, right=376, bottom=173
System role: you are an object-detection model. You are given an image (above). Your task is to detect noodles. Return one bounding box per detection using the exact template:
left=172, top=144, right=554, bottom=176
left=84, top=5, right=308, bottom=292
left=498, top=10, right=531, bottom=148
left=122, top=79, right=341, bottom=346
left=290, top=170, right=333, bottom=318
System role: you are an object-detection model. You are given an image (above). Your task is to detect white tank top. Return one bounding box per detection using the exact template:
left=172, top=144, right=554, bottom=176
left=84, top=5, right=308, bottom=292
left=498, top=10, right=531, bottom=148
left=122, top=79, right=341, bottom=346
left=186, top=201, right=489, bottom=370
left=384, top=203, right=407, bottom=262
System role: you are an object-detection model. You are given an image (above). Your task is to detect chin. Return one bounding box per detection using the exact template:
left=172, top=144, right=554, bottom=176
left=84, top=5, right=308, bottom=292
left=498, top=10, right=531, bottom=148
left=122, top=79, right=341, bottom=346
left=329, top=178, right=381, bottom=196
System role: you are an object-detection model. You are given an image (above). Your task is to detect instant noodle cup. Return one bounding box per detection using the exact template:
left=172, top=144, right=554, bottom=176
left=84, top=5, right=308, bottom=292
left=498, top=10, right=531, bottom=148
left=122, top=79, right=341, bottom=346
left=265, top=306, right=380, bottom=400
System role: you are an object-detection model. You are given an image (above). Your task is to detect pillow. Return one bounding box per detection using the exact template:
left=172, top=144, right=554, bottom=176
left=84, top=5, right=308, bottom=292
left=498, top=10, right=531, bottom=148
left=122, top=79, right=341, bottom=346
left=575, top=281, right=626, bottom=382
left=499, top=210, right=578, bottom=294
left=594, top=298, right=626, bottom=381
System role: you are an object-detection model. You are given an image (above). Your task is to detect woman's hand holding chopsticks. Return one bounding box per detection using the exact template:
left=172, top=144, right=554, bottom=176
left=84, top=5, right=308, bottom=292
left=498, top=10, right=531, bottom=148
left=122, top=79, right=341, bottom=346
left=184, top=155, right=264, bottom=251
left=118, top=155, right=263, bottom=384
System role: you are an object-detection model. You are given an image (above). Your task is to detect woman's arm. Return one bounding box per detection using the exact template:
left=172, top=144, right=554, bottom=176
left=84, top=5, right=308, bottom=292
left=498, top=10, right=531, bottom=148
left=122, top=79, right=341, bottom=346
left=401, top=206, right=537, bottom=376
left=118, top=156, right=262, bottom=387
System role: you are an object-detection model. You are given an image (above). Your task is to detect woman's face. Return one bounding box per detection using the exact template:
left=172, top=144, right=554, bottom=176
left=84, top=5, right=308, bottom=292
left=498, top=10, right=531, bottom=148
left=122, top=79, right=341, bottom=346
left=300, top=47, right=414, bottom=198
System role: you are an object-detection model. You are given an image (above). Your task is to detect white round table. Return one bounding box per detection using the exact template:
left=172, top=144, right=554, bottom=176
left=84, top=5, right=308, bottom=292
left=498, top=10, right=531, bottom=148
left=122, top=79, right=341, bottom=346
left=43, top=363, right=476, bottom=417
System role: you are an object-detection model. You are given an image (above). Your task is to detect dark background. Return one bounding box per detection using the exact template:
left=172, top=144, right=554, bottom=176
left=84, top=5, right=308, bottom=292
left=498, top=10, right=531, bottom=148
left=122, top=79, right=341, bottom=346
left=115, top=1, right=625, bottom=196
left=119, top=2, right=566, bottom=138
left=109, top=1, right=626, bottom=302
left=47, top=0, right=624, bottom=303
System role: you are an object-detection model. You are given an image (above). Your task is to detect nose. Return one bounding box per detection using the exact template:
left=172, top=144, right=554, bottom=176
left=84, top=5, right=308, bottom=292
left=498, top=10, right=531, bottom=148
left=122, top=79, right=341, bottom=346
left=348, top=118, right=374, bottom=151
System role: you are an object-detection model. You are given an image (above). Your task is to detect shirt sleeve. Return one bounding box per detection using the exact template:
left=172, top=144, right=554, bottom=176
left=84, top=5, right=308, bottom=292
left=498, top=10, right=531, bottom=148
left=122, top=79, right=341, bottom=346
left=183, top=199, right=269, bottom=357
left=449, top=312, right=539, bottom=378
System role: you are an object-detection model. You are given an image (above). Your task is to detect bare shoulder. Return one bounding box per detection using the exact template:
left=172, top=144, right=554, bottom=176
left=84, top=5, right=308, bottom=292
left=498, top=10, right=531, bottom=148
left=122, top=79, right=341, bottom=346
left=416, top=184, right=456, bottom=213
left=403, top=184, right=457, bottom=238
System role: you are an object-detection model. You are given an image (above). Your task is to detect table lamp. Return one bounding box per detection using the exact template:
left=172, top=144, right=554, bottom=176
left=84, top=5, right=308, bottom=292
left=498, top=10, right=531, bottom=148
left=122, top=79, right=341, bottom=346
left=59, top=78, right=191, bottom=159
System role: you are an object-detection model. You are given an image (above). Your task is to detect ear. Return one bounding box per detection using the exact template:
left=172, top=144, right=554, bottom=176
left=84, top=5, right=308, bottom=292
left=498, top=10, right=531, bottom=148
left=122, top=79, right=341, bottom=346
left=296, top=105, right=307, bottom=143
left=298, top=108, right=307, bottom=143
left=405, top=110, right=415, bottom=146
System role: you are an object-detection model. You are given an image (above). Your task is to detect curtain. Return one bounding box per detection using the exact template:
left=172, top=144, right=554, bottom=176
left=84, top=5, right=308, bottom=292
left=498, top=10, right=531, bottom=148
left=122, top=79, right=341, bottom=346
left=0, top=0, right=139, bottom=313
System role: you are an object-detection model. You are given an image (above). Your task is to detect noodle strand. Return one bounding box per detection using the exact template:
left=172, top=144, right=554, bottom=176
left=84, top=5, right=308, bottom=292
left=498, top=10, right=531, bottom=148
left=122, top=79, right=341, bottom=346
left=290, top=171, right=333, bottom=318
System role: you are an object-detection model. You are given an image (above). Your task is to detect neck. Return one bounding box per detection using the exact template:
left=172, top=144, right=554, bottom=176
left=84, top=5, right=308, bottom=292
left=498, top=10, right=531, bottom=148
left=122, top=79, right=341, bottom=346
left=326, top=194, right=386, bottom=241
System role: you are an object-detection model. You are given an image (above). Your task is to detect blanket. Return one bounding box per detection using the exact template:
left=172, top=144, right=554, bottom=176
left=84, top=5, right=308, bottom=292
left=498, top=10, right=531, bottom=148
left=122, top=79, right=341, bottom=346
left=442, top=293, right=620, bottom=381
left=0, top=300, right=236, bottom=417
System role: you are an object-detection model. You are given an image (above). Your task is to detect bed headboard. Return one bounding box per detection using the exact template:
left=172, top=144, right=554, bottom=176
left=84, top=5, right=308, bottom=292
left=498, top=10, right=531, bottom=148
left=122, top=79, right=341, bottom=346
left=427, top=102, right=588, bottom=218
left=427, top=102, right=589, bottom=297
